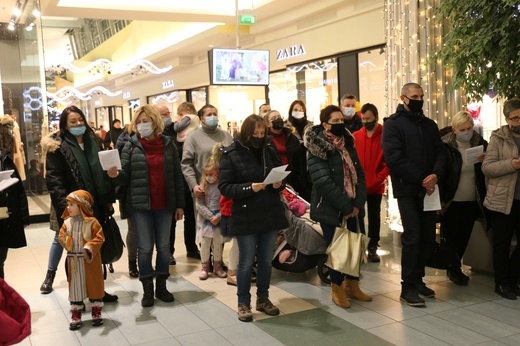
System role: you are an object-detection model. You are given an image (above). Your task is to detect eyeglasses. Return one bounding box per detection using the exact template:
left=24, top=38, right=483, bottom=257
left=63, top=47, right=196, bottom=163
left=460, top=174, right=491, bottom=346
left=507, top=116, right=520, bottom=123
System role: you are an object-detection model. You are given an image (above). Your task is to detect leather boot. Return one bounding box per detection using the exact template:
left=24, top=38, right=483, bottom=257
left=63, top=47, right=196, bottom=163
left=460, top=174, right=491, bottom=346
left=140, top=277, right=155, bottom=307
left=341, top=278, right=353, bottom=298
left=347, top=278, right=373, bottom=301
left=40, top=270, right=56, bottom=294
left=227, top=269, right=237, bottom=286
left=213, top=261, right=227, bottom=278
left=199, top=261, right=210, bottom=280
left=128, top=260, right=139, bottom=278
left=331, top=283, right=351, bottom=308
left=155, top=274, right=174, bottom=302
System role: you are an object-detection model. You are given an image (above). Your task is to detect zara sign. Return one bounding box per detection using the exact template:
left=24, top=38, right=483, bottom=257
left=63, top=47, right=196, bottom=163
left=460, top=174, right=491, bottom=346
left=276, top=44, right=307, bottom=61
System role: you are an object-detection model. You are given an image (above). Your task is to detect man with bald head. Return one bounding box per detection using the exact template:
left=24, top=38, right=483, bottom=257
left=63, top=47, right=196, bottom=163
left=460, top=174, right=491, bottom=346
left=382, top=82, right=447, bottom=308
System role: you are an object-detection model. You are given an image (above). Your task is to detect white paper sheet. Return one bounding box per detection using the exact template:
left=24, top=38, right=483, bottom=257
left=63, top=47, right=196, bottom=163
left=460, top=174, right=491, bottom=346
left=423, top=184, right=441, bottom=211
left=464, top=145, right=484, bottom=165
left=98, top=150, right=121, bottom=170
left=263, top=165, right=291, bottom=185
left=0, top=170, right=14, bottom=181
left=0, top=177, right=19, bottom=192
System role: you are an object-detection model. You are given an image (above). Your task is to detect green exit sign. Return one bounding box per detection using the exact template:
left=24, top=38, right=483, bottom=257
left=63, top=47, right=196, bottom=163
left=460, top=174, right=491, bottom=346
left=239, top=14, right=256, bottom=25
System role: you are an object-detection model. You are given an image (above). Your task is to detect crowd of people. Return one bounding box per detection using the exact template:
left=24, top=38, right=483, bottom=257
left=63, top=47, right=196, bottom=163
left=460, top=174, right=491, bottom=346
left=2, top=82, right=520, bottom=332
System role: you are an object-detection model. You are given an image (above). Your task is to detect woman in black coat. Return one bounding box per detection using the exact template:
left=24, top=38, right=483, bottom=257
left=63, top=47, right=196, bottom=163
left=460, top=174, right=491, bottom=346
left=0, top=149, right=29, bottom=279
left=219, top=114, right=288, bottom=322
left=40, top=106, right=116, bottom=300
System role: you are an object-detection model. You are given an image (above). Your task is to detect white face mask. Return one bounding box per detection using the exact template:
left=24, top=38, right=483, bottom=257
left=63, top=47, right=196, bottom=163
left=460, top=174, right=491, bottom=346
left=457, top=130, right=473, bottom=142
left=343, top=107, right=356, bottom=118
left=292, top=111, right=305, bottom=119
left=137, top=122, right=153, bottom=138
left=206, top=175, right=217, bottom=184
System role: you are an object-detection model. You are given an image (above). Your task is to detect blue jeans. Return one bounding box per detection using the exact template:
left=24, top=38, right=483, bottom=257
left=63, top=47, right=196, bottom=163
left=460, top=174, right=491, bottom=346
left=236, top=230, right=278, bottom=305
left=132, top=209, right=173, bottom=279
left=48, top=230, right=64, bottom=272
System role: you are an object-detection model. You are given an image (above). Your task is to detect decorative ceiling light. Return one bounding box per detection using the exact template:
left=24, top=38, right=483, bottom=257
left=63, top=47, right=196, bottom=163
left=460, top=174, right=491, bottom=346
left=287, top=61, right=337, bottom=73
left=23, top=86, right=44, bottom=111
left=51, top=58, right=172, bottom=76
left=152, top=92, right=180, bottom=104
left=46, top=85, right=122, bottom=103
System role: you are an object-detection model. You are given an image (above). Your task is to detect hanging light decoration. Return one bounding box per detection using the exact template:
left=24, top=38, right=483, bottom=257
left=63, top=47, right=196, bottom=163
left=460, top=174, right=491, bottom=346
left=47, top=58, right=172, bottom=76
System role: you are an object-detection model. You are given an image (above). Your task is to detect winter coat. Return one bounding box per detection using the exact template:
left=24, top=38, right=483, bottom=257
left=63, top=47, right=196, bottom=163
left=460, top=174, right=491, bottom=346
left=440, top=130, right=490, bottom=230
left=381, top=104, right=448, bottom=198
left=481, top=125, right=520, bottom=214
left=218, top=141, right=288, bottom=236
left=304, top=125, right=366, bottom=226
left=0, top=149, right=28, bottom=248
left=353, top=124, right=389, bottom=195
left=116, top=134, right=185, bottom=211
left=344, top=114, right=363, bottom=134
left=42, top=132, right=115, bottom=227
left=268, top=127, right=311, bottom=200
left=0, top=278, right=31, bottom=345
left=59, top=217, right=105, bottom=300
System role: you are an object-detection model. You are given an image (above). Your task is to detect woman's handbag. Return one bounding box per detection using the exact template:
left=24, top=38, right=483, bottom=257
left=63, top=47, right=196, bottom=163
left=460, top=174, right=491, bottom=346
left=100, top=214, right=125, bottom=264
left=425, top=231, right=460, bottom=270
left=325, top=216, right=370, bottom=277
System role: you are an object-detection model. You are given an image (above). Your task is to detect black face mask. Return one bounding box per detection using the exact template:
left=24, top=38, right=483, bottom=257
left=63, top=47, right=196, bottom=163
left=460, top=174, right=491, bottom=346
left=271, top=118, right=284, bottom=130
left=404, top=96, right=424, bottom=113
left=328, top=123, right=346, bottom=137
left=510, top=125, right=520, bottom=134
left=249, top=136, right=265, bottom=149
left=363, top=120, right=377, bottom=131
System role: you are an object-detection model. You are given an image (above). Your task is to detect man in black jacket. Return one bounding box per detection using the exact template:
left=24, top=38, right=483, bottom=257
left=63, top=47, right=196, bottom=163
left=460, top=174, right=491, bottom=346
left=103, top=119, right=124, bottom=149
left=382, top=82, right=447, bottom=307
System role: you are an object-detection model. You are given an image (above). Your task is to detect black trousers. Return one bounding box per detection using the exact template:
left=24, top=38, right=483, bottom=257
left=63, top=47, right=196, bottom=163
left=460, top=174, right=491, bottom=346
left=490, top=199, right=520, bottom=285
left=397, top=195, right=436, bottom=288
left=440, top=201, right=478, bottom=271
left=366, top=194, right=383, bottom=249
left=170, top=190, right=197, bottom=255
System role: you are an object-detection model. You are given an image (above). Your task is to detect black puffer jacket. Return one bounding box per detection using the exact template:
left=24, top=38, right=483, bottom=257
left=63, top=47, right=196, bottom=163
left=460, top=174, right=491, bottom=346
left=305, top=125, right=366, bottom=226
left=440, top=130, right=491, bottom=229
left=0, top=149, right=28, bottom=248
left=382, top=104, right=448, bottom=197
left=116, top=134, right=185, bottom=212
left=218, top=141, right=288, bottom=236
left=43, top=131, right=115, bottom=227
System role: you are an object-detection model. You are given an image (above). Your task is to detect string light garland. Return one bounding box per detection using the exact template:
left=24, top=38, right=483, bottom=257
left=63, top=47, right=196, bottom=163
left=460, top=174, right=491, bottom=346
left=46, top=86, right=122, bottom=103
left=46, top=59, right=172, bottom=76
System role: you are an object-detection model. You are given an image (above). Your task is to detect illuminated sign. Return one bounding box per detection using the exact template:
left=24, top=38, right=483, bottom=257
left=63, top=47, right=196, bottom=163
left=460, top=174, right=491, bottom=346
left=276, top=44, right=306, bottom=61
left=123, top=92, right=131, bottom=99
left=162, top=80, right=174, bottom=89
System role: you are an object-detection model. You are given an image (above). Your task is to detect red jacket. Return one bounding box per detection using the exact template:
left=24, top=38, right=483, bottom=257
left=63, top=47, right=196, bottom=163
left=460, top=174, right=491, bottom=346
left=353, top=124, right=390, bottom=195
left=0, top=278, right=31, bottom=345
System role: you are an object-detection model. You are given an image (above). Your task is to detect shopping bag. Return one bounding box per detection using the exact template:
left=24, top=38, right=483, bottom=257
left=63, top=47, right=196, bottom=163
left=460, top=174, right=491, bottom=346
left=100, top=214, right=125, bottom=264
left=325, top=216, right=369, bottom=277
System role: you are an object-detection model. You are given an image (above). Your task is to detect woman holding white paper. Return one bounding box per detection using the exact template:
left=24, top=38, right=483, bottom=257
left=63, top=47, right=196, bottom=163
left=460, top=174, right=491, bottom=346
left=440, top=110, right=488, bottom=286
left=218, top=114, right=288, bottom=322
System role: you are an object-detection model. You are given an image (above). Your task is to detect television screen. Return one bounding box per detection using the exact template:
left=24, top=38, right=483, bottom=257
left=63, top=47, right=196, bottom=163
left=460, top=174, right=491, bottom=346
left=210, top=48, right=269, bottom=86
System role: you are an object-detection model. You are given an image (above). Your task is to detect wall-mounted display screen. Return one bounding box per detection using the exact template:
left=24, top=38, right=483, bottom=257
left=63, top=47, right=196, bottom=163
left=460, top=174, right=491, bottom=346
left=209, top=48, right=269, bottom=86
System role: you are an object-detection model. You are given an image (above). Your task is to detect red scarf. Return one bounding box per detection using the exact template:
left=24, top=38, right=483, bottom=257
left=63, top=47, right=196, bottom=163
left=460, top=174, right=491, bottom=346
left=139, top=135, right=167, bottom=210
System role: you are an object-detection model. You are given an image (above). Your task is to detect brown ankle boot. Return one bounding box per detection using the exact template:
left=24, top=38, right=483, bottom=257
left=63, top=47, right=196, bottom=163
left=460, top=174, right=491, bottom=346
left=347, top=278, right=373, bottom=301
left=341, top=278, right=353, bottom=298
left=331, top=283, right=351, bottom=308
left=227, top=269, right=237, bottom=286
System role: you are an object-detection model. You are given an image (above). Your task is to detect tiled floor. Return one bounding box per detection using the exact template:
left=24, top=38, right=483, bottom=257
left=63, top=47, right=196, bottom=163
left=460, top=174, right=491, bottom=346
left=5, top=214, right=520, bottom=345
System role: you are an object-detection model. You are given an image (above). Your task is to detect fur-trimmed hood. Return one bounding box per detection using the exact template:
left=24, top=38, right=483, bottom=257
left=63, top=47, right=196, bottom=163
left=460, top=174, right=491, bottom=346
left=41, top=130, right=61, bottom=154
left=303, top=124, right=354, bottom=160
left=441, top=129, right=485, bottom=148
left=0, top=115, right=14, bottom=126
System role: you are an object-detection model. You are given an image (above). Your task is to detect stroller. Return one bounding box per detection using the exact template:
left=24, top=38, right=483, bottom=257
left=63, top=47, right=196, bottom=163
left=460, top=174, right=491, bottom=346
left=272, top=187, right=330, bottom=283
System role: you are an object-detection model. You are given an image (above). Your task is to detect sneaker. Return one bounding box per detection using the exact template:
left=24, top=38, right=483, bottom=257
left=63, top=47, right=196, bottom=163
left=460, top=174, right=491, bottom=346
left=169, top=255, right=176, bottom=265
left=447, top=270, right=468, bottom=286
left=415, top=283, right=435, bottom=298
left=368, top=248, right=380, bottom=263
left=238, top=304, right=253, bottom=322
left=400, top=290, right=426, bottom=307
left=495, top=284, right=517, bottom=300
left=256, top=298, right=280, bottom=316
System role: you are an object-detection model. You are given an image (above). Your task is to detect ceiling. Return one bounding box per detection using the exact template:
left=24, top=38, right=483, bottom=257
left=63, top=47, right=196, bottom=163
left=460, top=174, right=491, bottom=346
left=1, top=0, right=319, bottom=67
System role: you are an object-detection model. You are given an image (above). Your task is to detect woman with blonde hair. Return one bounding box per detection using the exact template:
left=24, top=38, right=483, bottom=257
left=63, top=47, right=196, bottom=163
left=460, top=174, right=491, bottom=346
left=440, top=110, right=488, bottom=285
left=108, top=105, right=185, bottom=307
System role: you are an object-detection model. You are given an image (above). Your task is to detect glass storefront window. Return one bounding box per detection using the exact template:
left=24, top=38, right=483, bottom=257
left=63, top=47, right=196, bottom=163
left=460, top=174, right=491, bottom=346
left=147, top=91, right=187, bottom=120
left=358, top=50, right=385, bottom=121
left=269, top=58, right=338, bottom=123
left=191, top=87, right=207, bottom=113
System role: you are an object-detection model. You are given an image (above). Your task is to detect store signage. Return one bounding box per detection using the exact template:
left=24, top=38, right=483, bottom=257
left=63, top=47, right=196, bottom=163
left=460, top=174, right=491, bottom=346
left=162, top=80, right=174, bottom=89
left=239, top=14, right=256, bottom=25
left=94, top=100, right=100, bottom=106
left=276, top=44, right=307, bottom=61
left=122, top=92, right=131, bottom=99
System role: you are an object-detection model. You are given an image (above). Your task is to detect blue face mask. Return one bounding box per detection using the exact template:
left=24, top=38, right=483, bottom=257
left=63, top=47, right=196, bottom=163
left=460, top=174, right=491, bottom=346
left=69, top=125, right=86, bottom=137
left=205, top=115, right=219, bottom=128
